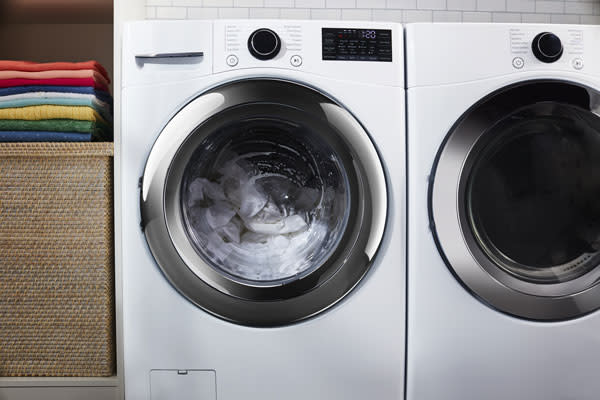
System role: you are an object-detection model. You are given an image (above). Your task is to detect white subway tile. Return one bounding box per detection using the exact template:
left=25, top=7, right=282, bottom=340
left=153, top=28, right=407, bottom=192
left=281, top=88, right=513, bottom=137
left=147, top=0, right=172, bottom=5
left=156, top=6, right=188, bottom=18
left=173, top=0, right=202, bottom=5
left=462, top=10, right=493, bottom=20
left=146, top=6, right=157, bottom=17
left=550, top=13, right=579, bottom=22
left=418, top=0, right=447, bottom=9
left=234, top=0, right=263, bottom=6
left=433, top=10, right=463, bottom=20
left=250, top=7, right=282, bottom=17
left=341, top=8, right=372, bottom=19
left=565, top=1, right=593, bottom=14
left=387, top=0, right=418, bottom=8
left=477, top=0, right=506, bottom=12
left=296, top=0, right=325, bottom=6
left=581, top=14, right=600, bottom=24
left=280, top=7, right=311, bottom=17
left=492, top=11, right=522, bottom=20
left=188, top=6, right=220, bottom=17
left=325, top=0, right=356, bottom=7
left=507, top=0, right=534, bottom=11
left=265, top=0, right=294, bottom=6
left=358, top=0, right=385, bottom=7
left=144, top=0, right=590, bottom=25
left=403, top=9, right=433, bottom=21
left=203, top=0, right=233, bottom=6
left=373, top=8, right=403, bottom=21
left=535, top=1, right=564, bottom=13
left=447, top=0, right=476, bottom=10
left=218, top=7, right=250, bottom=16
left=311, top=8, right=342, bottom=18
left=521, top=12, right=551, bottom=21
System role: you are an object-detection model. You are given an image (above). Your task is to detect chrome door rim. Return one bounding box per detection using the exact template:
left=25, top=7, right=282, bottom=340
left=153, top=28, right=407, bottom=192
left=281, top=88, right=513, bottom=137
left=430, top=79, right=600, bottom=321
left=141, top=78, right=387, bottom=326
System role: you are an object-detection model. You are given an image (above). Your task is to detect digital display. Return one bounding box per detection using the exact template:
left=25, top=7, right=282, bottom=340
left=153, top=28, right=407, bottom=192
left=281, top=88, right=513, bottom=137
left=322, top=28, right=392, bottom=62
left=361, top=30, right=377, bottom=39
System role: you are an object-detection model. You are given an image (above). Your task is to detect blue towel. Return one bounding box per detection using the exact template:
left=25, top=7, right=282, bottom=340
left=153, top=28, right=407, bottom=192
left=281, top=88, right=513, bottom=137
left=0, top=131, right=91, bottom=142
left=0, top=86, right=112, bottom=105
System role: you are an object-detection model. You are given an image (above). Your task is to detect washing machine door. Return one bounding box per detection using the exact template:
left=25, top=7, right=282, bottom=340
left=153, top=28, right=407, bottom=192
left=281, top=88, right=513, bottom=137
left=431, top=80, right=600, bottom=320
left=141, top=79, right=386, bottom=327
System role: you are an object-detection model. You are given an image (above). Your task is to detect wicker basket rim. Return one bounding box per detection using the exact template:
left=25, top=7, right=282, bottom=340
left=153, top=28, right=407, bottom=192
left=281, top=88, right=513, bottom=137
left=0, top=142, right=113, bottom=157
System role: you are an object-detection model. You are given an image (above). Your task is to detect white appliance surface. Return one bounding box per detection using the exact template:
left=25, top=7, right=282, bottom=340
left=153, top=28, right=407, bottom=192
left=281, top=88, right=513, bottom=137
left=121, top=20, right=405, bottom=400
left=406, top=23, right=600, bottom=400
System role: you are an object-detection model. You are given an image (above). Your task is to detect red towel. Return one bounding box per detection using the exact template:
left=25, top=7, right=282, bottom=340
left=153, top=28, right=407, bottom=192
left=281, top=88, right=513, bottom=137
left=0, top=60, right=110, bottom=83
left=0, top=70, right=110, bottom=88
left=0, top=78, right=109, bottom=92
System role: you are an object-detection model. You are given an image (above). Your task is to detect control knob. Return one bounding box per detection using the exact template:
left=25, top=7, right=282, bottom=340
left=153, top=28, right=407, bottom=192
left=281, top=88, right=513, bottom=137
left=248, top=28, right=281, bottom=60
left=532, top=32, right=563, bottom=63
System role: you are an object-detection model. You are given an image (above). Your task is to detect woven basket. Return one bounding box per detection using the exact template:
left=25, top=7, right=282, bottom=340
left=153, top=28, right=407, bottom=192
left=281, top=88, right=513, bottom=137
left=0, top=143, right=114, bottom=377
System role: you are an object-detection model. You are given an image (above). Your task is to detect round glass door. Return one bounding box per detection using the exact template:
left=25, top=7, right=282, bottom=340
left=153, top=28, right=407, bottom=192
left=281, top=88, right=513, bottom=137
left=141, top=79, right=387, bottom=326
left=431, top=80, right=600, bottom=320
left=467, top=103, right=600, bottom=284
left=179, top=116, right=350, bottom=285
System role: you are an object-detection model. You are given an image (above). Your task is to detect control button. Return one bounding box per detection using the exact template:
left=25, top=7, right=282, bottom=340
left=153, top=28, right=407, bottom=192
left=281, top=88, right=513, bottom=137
left=290, top=55, right=302, bottom=67
left=248, top=28, right=281, bottom=60
left=532, top=32, right=563, bottom=63
left=572, top=58, right=584, bottom=70
left=226, top=54, right=238, bottom=67
left=512, top=57, right=524, bottom=69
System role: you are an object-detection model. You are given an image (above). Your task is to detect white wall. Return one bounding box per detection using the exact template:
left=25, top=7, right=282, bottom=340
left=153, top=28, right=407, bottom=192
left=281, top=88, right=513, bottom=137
left=146, top=0, right=600, bottom=24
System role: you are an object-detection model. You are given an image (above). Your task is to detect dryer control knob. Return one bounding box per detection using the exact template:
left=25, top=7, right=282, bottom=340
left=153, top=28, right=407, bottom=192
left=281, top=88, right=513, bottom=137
left=532, top=32, right=563, bottom=63
left=248, top=28, right=281, bottom=60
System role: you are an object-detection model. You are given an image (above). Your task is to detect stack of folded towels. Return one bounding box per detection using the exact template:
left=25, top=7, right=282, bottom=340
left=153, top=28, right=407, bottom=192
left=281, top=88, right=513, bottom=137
left=0, top=60, right=112, bottom=142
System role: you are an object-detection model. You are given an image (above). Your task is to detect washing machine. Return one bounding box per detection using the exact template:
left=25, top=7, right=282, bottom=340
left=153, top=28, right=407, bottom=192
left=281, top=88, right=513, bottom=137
left=406, top=23, right=600, bottom=400
left=121, top=20, right=405, bottom=400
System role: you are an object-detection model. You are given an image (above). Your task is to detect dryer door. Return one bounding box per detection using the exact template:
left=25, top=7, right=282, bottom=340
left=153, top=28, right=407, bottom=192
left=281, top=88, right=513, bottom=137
left=141, top=79, right=387, bottom=327
left=432, top=80, right=600, bottom=321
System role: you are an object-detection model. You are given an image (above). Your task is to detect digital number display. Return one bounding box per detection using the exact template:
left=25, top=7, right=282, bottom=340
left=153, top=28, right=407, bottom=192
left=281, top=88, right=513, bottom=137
left=362, top=30, right=376, bottom=39
left=322, top=28, right=392, bottom=62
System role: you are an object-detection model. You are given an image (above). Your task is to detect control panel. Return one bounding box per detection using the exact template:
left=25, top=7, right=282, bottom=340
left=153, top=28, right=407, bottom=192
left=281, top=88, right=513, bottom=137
left=406, top=24, right=599, bottom=88
left=221, top=22, right=302, bottom=69
left=509, top=27, right=585, bottom=71
left=123, top=20, right=403, bottom=88
left=322, top=28, right=392, bottom=62
left=212, top=20, right=403, bottom=86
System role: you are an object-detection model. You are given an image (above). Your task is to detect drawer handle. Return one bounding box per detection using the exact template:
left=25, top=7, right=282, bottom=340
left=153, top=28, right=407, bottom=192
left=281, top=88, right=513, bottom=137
left=135, top=52, right=204, bottom=59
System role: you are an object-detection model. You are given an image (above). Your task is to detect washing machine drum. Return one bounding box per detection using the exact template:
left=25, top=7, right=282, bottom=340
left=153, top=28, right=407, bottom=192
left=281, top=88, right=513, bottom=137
left=431, top=80, right=600, bottom=321
left=141, top=79, right=387, bottom=326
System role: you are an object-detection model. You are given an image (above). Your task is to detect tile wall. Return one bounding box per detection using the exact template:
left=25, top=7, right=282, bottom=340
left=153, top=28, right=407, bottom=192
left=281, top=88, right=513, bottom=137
left=146, top=0, right=600, bottom=24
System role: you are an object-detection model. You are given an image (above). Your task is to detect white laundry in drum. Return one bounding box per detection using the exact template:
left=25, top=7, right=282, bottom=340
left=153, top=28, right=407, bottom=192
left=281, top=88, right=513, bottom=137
left=183, top=155, right=341, bottom=282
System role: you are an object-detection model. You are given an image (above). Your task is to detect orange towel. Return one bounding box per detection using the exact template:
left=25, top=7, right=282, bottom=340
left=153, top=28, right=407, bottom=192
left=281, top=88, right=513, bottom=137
left=0, top=69, right=110, bottom=89
left=0, top=60, right=109, bottom=83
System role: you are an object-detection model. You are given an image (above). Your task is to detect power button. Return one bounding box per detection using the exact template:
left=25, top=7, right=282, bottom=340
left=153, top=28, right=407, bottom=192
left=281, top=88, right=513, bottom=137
left=512, top=57, right=524, bottom=69
left=290, top=55, right=303, bottom=67
left=226, top=54, right=239, bottom=67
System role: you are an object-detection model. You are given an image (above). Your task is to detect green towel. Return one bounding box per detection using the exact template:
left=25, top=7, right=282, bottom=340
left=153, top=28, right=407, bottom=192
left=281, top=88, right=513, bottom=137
left=0, top=119, right=111, bottom=140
